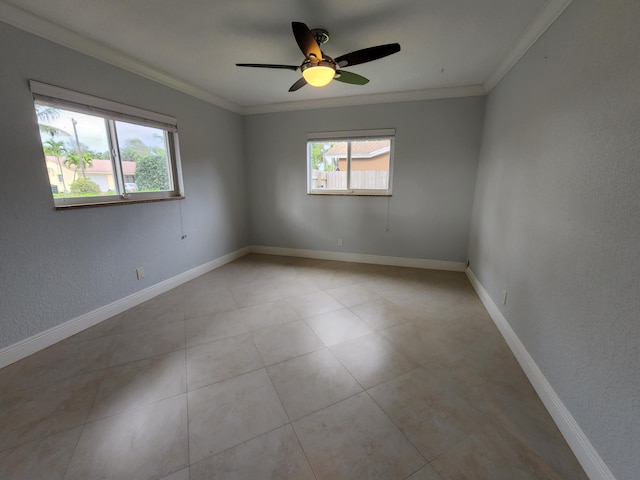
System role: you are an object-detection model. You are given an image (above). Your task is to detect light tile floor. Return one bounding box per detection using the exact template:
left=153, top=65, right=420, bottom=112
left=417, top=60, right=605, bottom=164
left=0, top=254, right=588, bottom=480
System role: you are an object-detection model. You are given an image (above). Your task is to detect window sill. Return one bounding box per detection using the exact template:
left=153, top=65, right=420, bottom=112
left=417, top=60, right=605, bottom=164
left=55, top=195, right=185, bottom=210
left=307, top=192, right=392, bottom=197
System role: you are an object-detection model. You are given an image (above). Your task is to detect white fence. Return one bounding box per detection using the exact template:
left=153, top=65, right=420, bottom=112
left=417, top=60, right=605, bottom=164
left=312, top=170, right=389, bottom=190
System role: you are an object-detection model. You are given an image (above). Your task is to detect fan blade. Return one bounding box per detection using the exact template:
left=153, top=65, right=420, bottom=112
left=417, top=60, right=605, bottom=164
left=236, top=63, right=298, bottom=71
left=292, top=22, right=322, bottom=60
left=335, top=70, right=369, bottom=85
left=335, top=43, right=401, bottom=68
left=288, top=77, right=307, bottom=92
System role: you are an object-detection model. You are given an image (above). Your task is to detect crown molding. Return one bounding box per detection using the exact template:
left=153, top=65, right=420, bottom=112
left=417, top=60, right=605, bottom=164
left=2, top=0, right=571, bottom=114
left=483, top=0, right=574, bottom=91
left=240, top=84, right=487, bottom=115
left=0, top=1, right=242, bottom=113
left=0, top=1, right=485, bottom=115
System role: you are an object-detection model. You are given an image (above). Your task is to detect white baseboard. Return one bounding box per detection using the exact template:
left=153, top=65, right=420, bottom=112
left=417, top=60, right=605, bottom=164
left=0, top=245, right=462, bottom=369
left=250, top=245, right=466, bottom=272
left=465, top=268, right=616, bottom=480
left=0, top=246, right=251, bottom=370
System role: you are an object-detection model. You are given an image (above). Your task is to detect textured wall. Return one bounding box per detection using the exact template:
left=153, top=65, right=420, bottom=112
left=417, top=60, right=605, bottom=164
left=468, top=1, right=640, bottom=478
left=0, top=22, right=249, bottom=349
left=245, top=97, right=485, bottom=262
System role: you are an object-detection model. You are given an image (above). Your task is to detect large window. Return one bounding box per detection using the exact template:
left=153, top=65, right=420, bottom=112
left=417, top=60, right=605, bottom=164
left=31, top=81, right=184, bottom=207
left=307, top=129, right=394, bottom=195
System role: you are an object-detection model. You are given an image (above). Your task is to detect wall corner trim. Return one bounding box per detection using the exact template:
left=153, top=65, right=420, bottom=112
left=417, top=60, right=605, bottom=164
left=0, top=246, right=251, bottom=370
left=465, top=267, right=617, bottom=480
left=483, top=0, right=574, bottom=92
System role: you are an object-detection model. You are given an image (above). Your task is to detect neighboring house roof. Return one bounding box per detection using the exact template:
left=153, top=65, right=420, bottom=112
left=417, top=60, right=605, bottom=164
left=324, top=140, right=390, bottom=159
left=46, top=155, right=135, bottom=175
left=84, top=159, right=135, bottom=175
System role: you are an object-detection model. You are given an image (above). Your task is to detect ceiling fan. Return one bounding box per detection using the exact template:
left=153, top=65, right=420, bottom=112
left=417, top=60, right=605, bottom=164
left=236, top=21, right=401, bottom=92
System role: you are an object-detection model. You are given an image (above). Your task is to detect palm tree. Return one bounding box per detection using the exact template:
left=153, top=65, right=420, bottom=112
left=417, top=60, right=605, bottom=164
left=65, top=151, right=93, bottom=181
left=43, top=139, right=68, bottom=192
left=35, top=105, right=70, bottom=138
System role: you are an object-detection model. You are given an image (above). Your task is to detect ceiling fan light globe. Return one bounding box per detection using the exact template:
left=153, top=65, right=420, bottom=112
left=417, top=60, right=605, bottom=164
left=302, top=63, right=335, bottom=87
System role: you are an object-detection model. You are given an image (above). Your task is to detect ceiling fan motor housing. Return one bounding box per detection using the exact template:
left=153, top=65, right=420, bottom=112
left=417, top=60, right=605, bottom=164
left=236, top=21, right=400, bottom=91
left=310, top=28, right=330, bottom=46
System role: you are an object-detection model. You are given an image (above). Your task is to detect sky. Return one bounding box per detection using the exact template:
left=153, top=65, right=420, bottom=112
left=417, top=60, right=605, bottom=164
left=36, top=105, right=166, bottom=154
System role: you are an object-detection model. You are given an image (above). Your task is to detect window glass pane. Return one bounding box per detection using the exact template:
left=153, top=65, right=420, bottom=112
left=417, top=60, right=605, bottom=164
left=309, top=141, right=347, bottom=190
left=115, top=121, right=173, bottom=193
left=308, top=133, right=393, bottom=195
left=349, top=139, right=391, bottom=190
left=33, top=82, right=184, bottom=207
left=36, top=103, right=114, bottom=199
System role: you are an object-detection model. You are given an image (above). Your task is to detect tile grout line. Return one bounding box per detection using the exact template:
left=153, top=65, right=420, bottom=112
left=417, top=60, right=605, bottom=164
left=60, top=368, right=106, bottom=479
left=257, top=337, right=320, bottom=480
left=363, top=387, right=430, bottom=466
left=61, top=427, right=84, bottom=480
left=1, top=256, right=586, bottom=479
left=180, top=286, right=192, bottom=479
left=288, top=420, right=320, bottom=480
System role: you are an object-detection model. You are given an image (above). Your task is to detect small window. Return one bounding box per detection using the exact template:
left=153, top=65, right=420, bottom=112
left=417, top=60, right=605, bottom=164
left=31, top=81, right=184, bottom=207
left=307, top=129, right=394, bottom=195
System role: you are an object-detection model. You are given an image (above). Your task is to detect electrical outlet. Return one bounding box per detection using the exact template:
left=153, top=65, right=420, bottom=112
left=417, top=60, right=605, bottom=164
left=136, top=267, right=145, bottom=280
left=337, top=238, right=343, bottom=247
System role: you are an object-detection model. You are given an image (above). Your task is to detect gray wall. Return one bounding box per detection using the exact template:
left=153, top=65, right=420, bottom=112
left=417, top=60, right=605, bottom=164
left=4, top=3, right=637, bottom=476
left=0, top=22, right=249, bottom=349
left=245, top=97, right=485, bottom=261
left=468, top=1, right=640, bottom=478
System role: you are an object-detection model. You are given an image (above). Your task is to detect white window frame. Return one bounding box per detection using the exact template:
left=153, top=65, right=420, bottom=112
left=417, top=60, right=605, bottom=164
left=30, top=80, right=184, bottom=208
left=307, top=129, right=395, bottom=196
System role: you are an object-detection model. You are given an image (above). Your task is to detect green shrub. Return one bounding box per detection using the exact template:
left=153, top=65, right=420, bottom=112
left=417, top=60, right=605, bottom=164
left=70, top=177, right=101, bottom=194
left=135, top=156, right=169, bottom=191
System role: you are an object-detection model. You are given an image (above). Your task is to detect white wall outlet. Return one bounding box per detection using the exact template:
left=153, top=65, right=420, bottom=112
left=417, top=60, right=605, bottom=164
left=337, top=238, right=343, bottom=247
left=502, top=289, right=508, bottom=305
left=136, top=267, right=145, bottom=279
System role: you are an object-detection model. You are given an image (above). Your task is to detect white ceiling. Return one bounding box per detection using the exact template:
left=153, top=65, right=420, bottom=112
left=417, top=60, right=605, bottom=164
left=0, top=0, right=572, bottom=114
